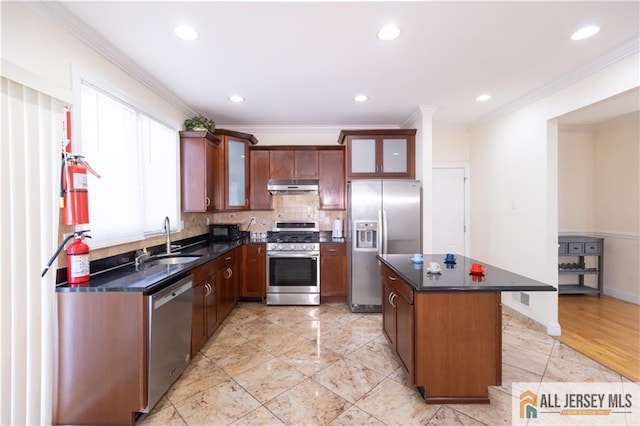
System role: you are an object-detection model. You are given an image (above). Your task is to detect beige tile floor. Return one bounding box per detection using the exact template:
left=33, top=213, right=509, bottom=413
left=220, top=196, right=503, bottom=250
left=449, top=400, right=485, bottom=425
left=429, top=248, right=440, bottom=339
left=138, top=302, right=624, bottom=425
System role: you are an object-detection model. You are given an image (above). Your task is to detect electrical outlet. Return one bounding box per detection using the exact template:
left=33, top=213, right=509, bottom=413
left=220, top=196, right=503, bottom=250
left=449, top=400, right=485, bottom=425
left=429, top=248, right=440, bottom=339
left=206, top=217, right=210, bottom=225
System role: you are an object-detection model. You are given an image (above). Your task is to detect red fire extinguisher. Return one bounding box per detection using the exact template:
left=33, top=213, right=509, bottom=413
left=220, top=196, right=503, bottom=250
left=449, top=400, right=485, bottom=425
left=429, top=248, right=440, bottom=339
left=61, top=154, right=100, bottom=225
left=66, top=231, right=91, bottom=285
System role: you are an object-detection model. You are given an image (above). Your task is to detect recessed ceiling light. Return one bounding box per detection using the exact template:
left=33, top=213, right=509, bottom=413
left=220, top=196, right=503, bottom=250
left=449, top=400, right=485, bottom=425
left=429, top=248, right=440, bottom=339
left=229, top=95, right=245, bottom=103
left=377, top=25, right=402, bottom=41
left=476, top=94, right=492, bottom=102
left=174, top=25, right=198, bottom=41
left=571, top=25, right=600, bottom=40
left=353, top=95, right=369, bottom=102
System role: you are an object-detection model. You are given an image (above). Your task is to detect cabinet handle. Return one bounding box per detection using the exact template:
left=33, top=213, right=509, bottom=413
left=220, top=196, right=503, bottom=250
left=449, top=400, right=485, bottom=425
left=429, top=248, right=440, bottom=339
left=390, top=293, right=397, bottom=308
left=204, top=282, right=211, bottom=297
left=388, top=275, right=396, bottom=281
left=225, top=268, right=232, bottom=279
left=206, top=197, right=211, bottom=207
left=225, top=256, right=232, bottom=261
left=328, top=248, right=337, bottom=252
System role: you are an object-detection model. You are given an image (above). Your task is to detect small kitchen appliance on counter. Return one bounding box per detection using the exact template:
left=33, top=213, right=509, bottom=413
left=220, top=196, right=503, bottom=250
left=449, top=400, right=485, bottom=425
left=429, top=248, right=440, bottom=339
left=332, top=218, right=343, bottom=239
left=266, top=221, right=320, bottom=305
left=209, top=223, right=242, bottom=241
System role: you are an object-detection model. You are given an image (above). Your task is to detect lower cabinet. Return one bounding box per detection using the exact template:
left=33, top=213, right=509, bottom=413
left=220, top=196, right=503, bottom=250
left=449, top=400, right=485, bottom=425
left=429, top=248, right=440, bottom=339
left=320, top=243, right=347, bottom=302
left=242, top=244, right=266, bottom=299
left=380, top=263, right=502, bottom=404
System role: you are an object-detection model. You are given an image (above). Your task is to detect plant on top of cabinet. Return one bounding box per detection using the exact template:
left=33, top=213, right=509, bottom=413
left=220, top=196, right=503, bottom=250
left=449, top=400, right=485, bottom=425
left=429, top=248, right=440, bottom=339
left=184, top=114, right=215, bottom=133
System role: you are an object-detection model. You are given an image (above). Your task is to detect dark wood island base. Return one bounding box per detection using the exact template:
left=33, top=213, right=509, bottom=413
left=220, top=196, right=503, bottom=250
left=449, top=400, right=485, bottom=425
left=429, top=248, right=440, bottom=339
left=379, top=254, right=556, bottom=404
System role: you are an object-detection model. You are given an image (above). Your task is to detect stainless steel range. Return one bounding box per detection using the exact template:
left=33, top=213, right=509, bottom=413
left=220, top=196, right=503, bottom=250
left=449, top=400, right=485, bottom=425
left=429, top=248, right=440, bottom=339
left=266, top=221, right=320, bottom=305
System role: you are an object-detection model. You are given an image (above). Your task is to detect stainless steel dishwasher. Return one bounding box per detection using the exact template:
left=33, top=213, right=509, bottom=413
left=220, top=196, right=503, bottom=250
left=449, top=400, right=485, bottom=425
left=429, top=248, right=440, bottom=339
left=144, top=274, right=193, bottom=413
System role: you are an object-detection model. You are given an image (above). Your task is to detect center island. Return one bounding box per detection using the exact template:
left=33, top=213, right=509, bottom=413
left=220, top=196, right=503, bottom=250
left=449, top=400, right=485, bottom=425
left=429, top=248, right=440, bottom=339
left=377, top=253, right=556, bottom=404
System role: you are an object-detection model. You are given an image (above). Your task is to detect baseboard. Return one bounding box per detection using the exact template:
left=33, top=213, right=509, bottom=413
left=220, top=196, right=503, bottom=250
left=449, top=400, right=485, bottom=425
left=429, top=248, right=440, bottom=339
left=603, top=288, right=640, bottom=305
left=546, top=322, right=562, bottom=336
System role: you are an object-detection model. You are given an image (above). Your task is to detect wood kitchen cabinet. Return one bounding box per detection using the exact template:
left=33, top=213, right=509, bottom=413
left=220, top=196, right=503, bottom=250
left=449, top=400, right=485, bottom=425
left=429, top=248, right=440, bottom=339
left=269, top=149, right=319, bottom=179
left=242, top=244, right=266, bottom=300
left=249, top=150, right=272, bottom=210
left=216, top=247, right=241, bottom=321
left=380, top=263, right=502, bottom=404
left=338, top=129, right=416, bottom=180
left=318, top=148, right=345, bottom=210
left=180, top=131, right=221, bottom=212
left=55, top=292, right=146, bottom=425
left=214, top=129, right=258, bottom=211
left=191, top=261, right=218, bottom=356
left=320, top=242, right=347, bottom=302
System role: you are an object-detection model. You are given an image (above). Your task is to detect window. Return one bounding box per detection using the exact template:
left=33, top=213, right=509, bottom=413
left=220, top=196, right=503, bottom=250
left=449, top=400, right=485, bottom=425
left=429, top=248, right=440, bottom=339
left=79, top=82, right=179, bottom=248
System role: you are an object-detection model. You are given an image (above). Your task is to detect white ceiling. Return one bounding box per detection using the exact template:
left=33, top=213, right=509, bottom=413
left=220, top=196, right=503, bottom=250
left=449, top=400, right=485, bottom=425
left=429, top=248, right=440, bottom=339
left=557, top=87, right=639, bottom=126
left=52, top=1, right=639, bottom=128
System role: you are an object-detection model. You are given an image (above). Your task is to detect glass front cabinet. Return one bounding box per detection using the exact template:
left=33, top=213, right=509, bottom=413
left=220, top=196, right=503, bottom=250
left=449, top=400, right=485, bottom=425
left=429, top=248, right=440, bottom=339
left=214, top=129, right=258, bottom=210
left=338, top=129, right=416, bottom=180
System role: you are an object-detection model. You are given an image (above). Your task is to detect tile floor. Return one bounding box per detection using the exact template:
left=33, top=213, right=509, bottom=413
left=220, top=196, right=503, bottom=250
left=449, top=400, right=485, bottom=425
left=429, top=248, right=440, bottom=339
left=138, top=302, right=625, bottom=425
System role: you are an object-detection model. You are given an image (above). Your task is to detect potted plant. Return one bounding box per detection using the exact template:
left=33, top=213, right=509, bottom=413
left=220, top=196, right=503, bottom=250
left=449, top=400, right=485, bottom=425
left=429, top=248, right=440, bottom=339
left=184, top=114, right=215, bottom=133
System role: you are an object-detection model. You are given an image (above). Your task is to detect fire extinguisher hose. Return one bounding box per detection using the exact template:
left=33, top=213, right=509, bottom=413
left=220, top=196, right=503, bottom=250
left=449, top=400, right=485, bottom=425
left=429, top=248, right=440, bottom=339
left=41, top=230, right=91, bottom=278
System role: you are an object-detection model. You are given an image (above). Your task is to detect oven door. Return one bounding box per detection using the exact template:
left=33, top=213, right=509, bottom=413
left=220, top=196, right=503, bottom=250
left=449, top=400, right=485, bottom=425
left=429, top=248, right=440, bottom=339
left=266, top=251, right=320, bottom=294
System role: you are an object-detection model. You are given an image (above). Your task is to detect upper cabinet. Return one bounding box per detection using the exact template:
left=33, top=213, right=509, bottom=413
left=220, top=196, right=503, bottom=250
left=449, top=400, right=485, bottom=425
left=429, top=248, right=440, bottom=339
left=249, top=150, right=271, bottom=210
left=179, top=131, right=221, bottom=212
left=269, top=149, right=319, bottom=179
left=214, top=129, right=259, bottom=211
left=318, top=149, right=345, bottom=210
left=338, top=129, right=416, bottom=180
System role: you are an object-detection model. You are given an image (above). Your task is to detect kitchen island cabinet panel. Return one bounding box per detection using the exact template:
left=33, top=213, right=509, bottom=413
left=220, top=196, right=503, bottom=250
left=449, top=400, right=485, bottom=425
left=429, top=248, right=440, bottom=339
left=55, top=292, right=146, bottom=425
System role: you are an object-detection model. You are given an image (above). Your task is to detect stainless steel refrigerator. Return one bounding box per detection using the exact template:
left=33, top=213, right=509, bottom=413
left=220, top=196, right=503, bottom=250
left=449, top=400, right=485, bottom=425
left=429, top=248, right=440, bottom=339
left=347, top=179, right=422, bottom=312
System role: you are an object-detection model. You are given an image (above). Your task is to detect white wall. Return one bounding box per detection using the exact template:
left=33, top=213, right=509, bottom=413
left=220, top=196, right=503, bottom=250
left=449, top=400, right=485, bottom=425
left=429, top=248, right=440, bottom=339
left=469, top=53, right=639, bottom=333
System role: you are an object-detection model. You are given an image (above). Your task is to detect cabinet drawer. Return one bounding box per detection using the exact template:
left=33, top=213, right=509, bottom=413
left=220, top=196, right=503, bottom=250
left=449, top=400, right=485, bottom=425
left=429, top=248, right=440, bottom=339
left=568, top=243, right=583, bottom=254
left=558, top=243, right=568, bottom=255
left=584, top=242, right=600, bottom=254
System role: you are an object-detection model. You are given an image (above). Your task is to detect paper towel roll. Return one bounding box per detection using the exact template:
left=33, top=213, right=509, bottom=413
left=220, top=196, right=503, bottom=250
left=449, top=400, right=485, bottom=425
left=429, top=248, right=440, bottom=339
left=332, top=219, right=343, bottom=238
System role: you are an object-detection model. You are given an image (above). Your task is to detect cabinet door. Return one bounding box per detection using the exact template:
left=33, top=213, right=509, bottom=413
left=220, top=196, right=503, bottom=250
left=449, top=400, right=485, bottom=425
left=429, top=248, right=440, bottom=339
left=382, top=137, right=408, bottom=174
left=382, top=279, right=396, bottom=346
left=249, top=150, right=271, bottom=210
left=295, top=150, right=319, bottom=179
left=205, top=276, right=218, bottom=338
left=243, top=244, right=266, bottom=298
left=348, top=137, right=377, bottom=176
left=215, top=268, right=226, bottom=324
left=395, top=291, right=415, bottom=382
left=270, top=150, right=294, bottom=179
left=205, top=140, right=219, bottom=211
left=181, top=135, right=219, bottom=212
left=226, top=138, right=249, bottom=209
left=191, top=280, right=207, bottom=356
left=318, top=150, right=345, bottom=210
left=320, top=243, right=347, bottom=300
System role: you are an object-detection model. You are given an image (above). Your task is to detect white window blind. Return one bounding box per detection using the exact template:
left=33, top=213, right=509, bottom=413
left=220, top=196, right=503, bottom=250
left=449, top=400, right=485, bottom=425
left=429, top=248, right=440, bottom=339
left=79, top=83, right=178, bottom=248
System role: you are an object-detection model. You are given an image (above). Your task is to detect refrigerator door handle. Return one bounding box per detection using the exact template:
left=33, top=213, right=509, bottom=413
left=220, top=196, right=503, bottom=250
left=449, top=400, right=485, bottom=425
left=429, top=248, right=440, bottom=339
left=382, top=209, right=388, bottom=255
left=377, top=209, right=383, bottom=255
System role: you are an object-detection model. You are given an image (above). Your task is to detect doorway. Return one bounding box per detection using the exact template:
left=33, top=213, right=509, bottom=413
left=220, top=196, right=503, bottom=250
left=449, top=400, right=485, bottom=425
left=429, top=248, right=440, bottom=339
left=432, top=166, right=469, bottom=256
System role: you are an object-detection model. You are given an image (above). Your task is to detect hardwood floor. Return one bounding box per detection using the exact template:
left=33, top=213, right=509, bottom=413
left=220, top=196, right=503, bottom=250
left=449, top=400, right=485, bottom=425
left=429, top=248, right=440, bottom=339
left=558, top=295, right=640, bottom=382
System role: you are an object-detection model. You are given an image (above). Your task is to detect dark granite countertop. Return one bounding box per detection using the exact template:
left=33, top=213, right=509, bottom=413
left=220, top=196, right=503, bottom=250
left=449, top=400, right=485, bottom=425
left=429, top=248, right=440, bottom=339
left=56, top=240, right=243, bottom=294
left=378, top=254, right=556, bottom=292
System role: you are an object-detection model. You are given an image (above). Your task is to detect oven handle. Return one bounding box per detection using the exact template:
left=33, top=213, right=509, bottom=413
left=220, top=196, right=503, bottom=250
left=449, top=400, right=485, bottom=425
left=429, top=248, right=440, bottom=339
left=266, top=251, right=320, bottom=258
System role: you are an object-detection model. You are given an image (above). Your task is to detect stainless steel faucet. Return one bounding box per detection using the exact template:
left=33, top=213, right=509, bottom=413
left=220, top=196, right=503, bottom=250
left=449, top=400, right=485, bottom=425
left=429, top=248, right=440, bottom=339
left=164, top=216, right=171, bottom=254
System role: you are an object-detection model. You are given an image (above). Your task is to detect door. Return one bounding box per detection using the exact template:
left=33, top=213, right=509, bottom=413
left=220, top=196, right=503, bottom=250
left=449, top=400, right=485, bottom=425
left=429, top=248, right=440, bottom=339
left=348, top=180, right=382, bottom=307
left=432, top=168, right=466, bottom=256
left=382, top=180, right=422, bottom=255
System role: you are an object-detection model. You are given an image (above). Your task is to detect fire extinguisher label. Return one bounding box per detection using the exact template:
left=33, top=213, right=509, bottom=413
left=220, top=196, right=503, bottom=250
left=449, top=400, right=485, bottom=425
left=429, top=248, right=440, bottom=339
left=73, top=172, right=88, bottom=190
left=69, top=254, right=90, bottom=278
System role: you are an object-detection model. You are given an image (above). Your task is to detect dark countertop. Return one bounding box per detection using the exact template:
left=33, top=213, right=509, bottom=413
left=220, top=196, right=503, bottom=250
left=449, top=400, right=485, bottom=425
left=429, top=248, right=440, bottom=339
left=378, top=254, right=556, bottom=292
left=56, top=240, right=242, bottom=294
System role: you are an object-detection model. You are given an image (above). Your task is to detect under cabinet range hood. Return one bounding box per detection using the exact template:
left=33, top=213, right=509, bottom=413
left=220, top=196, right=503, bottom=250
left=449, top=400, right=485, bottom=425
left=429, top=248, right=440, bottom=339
left=267, top=179, right=319, bottom=194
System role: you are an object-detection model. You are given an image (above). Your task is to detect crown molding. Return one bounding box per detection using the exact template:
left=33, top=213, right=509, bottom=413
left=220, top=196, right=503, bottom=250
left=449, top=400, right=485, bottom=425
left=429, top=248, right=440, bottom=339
left=401, top=105, right=439, bottom=128
left=29, top=1, right=197, bottom=117
left=471, top=37, right=640, bottom=128
left=218, top=124, right=402, bottom=134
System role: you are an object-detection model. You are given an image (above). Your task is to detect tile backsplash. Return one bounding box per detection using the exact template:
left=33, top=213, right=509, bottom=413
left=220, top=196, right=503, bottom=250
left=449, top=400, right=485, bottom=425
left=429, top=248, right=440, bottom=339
left=211, top=194, right=344, bottom=231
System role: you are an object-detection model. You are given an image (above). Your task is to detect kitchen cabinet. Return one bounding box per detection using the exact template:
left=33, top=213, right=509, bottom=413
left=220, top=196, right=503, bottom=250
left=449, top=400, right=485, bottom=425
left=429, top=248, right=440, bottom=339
left=318, top=148, right=345, bottom=210
left=179, top=131, right=221, bottom=212
left=249, top=150, right=272, bottom=210
left=269, top=149, right=319, bottom=179
left=191, top=261, right=218, bottom=356
left=382, top=267, right=414, bottom=381
left=558, top=235, right=604, bottom=296
left=216, top=247, right=241, bottom=321
left=338, top=129, right=416, bottom=180
left=380, top=262, right=502, bottom=404
left=214, top=129, right=259, bottom=210
left=55, top=292, right=146, bottom=425
left=242, top=244, right=266, bottom=300
left=320, top=242, right=347, bottom=302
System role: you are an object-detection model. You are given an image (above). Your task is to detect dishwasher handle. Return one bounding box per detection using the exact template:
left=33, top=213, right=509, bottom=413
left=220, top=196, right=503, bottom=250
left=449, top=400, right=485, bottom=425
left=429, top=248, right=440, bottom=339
left=153, top=277, right=193, bottom=310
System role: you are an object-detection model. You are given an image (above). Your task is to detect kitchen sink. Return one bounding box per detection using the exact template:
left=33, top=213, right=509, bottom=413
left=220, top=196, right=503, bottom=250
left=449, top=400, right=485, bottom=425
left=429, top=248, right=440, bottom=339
left=146, top=254, right=203, bottom=265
